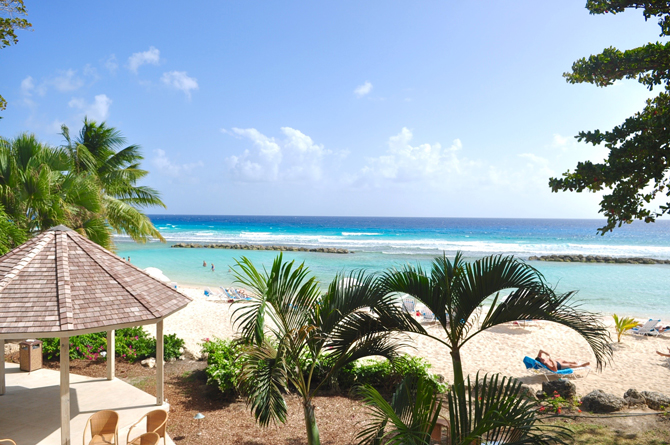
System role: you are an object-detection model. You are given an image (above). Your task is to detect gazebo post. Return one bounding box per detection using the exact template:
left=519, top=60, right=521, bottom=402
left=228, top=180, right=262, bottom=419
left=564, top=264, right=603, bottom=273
left=0, top=338, right=5, bottom=395
left=60, top=336, right=70, bottom=445
left=106, top=330, right=115, bottom=380
left=156, top=320, right=164, bottom=406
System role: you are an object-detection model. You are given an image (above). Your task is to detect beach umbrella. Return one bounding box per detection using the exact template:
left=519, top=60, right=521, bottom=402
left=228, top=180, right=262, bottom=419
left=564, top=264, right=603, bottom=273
left=144, top=267, right=171, bottom=283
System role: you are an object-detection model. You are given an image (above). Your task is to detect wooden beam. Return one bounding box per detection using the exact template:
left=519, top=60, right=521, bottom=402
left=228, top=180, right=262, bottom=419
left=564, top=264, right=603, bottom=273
left=106, top=330, right=115, bottom=380
left=60, top=337, right=70, bottom=445
left=0, top=339, right=5, bottom=395
left=156, top=320, right=164, bottom=406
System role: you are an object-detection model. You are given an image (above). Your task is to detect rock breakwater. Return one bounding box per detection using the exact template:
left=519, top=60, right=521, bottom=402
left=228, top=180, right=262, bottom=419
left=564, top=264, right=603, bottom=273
left=171, top=242, right=351, bottom=254
left=528, top=254, right=669, bottom=264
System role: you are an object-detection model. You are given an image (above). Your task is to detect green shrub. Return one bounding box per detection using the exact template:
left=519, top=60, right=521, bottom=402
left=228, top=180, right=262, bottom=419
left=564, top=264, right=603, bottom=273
left=201, top=338, right=243, bottom=396
left=40, top=327, right=185, bottom=362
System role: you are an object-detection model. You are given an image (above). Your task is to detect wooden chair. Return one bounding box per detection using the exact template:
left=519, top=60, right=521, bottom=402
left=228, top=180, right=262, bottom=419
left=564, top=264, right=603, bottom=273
left=82, top=410, right=119, bottom=445
left=126, top=410, right=168, bottom=445
left=128, top=433, right=160, bottom=445
left=0, top=439, right=18, bottom=445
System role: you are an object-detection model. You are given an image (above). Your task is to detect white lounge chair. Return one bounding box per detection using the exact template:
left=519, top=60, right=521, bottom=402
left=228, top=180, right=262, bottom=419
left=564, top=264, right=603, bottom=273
left=402, top=298, right=415, bottom=313
left=632, top=319, right=662, bottom=337
left=422, top=308, right=437, bottom=323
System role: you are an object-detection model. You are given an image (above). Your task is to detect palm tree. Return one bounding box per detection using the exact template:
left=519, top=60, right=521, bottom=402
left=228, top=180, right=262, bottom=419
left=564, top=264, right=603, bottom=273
left=0, top=203, right=26, bottom=255
left=379, top=252, right=612, bottom=442
left=0, top=133, right=111, bottom=248
left=232, top=254, right=415, bottom=445
left=356, top=375, right=442, bottom=445
left=357, top=373, right=571, bottom=445
left=61, top=119, right=165, bottom=243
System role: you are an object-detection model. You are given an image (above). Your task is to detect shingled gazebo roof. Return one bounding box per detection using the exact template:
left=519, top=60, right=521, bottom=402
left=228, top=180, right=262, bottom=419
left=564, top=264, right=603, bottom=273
left=0, top=225, right=191, bottom=336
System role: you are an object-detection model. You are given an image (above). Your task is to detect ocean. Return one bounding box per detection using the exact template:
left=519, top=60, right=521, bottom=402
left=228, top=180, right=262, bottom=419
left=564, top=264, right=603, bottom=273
left=115, top=215, right=670, bottom=318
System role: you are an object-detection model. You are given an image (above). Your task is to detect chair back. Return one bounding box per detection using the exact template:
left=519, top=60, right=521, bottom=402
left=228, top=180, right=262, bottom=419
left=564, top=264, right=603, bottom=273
left=146, top=409, right=168, bottom=439
left=88, top=410, right=119, bottom=437
left=402, top=298, right=415, bottom=313
left=0, top=439, right=17, bottom=445
left=132, top=432, right=160, bottom=445
left=640, top=319, right=661, bottom=331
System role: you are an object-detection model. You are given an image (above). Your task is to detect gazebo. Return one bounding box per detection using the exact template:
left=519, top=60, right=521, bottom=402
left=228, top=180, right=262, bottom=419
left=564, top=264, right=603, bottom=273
left=0, top=226, right=191, bottom=445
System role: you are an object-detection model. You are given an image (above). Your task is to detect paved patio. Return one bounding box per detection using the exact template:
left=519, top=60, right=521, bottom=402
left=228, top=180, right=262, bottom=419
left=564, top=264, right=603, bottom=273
left=0, top=363, right=174, bottom=445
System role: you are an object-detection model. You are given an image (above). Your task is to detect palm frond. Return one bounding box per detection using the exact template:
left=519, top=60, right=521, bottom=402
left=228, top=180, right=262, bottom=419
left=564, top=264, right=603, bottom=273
left=447, top=373, right=571, bottom=445
left=356, top=375, right=442, bottom=445
left=238, top=341, right=289, bottom=427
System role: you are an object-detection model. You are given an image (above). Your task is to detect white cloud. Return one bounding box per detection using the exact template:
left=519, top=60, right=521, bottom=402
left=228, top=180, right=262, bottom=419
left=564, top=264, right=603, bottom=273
left=161, top=71, right=199, bottom=99
left=127, top=46, right=161, bottom=73
left=355, top=128, right=472, bottom=187
left=152, top=149, right=204, bottom=177
left=224, top=127, right=330, bottom=182
left=20, top=76, right=34, bottom=96
left=103, top=54, right=118, bottom=74
left=50, top=69, right=84, bottom=93
left=354, top=81, right=373, bottom=97
left=68, top=94, right=112, bottom=121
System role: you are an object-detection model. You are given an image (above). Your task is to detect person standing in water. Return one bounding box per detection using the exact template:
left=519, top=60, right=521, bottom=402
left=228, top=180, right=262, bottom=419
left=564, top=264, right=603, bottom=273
left=203, top=260, right=207, bottom=267
left=127, top=256, right=131, bottom=263
left=211, top=263, right=215, bottom=272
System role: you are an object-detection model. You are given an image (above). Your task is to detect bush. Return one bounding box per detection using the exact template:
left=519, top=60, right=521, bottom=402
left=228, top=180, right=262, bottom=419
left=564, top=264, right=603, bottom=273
left=201, top=337, right=447, bottom=399
left=201, top=338, right=243, bottom=396
left=40, top=327, right=185, bottom=363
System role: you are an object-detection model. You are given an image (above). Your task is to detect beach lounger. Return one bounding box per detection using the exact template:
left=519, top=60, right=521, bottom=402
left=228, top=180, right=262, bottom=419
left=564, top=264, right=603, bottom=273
left=204, top=287, right=224, bottom=300
left=168, top=281, right=178, bottom=290
left=422, top=309, right=437, bottom=323
left=632, top=319, right=662, bottom=337
left=401, top=298, right=415, bottom=313
left=522, top=356, right=590, bottom=381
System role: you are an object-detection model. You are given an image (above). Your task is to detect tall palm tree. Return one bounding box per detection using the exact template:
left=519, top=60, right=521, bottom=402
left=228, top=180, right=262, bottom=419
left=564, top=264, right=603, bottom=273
left=232, top=254, right=414, bottom=445
left=0, top=133, right=111, bottom=248
left=380, top=252, right=612, bottom=442
left=61, top=119, right=165, bottom=243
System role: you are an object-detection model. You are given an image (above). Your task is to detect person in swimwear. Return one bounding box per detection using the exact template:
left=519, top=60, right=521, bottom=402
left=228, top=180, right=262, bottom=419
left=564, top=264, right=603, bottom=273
left=657, top=348, right=670, bottom=357
left=536, top=349, right=590, bottom=371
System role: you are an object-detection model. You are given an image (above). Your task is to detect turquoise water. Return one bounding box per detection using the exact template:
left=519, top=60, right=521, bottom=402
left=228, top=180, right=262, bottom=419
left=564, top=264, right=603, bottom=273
left=116, top=216, right=670, bottom=319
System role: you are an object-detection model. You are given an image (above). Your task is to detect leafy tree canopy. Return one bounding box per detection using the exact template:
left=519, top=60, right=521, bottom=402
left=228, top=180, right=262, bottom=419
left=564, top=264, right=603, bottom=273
left=0, top=0, right=32, bottom=113
left=549, top=1, right=670, bottom=234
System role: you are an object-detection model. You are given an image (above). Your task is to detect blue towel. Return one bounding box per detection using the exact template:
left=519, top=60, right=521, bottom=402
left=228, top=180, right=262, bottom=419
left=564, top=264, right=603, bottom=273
left=523, top=356, right=573, bottom=375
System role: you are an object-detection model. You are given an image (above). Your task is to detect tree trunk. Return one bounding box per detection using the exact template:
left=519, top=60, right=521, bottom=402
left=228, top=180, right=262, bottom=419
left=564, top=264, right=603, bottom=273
left=450, top=347, right=469, bottom=442
left=303, top=400, right=321, bottom=445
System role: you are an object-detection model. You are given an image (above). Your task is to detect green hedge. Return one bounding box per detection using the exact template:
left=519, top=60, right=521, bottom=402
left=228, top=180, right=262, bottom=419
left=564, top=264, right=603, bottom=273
left=200, top=338, right=447, bottom=398
left=40, top=327, right=185, bottom=363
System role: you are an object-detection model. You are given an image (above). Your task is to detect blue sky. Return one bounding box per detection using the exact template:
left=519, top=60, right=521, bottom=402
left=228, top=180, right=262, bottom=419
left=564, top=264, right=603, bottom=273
left=0, top=1, right=664, bottom=218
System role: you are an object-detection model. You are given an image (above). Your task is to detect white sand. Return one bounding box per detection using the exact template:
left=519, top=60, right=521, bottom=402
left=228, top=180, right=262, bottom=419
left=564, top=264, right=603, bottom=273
left=157, top=286, right=670, bottom=398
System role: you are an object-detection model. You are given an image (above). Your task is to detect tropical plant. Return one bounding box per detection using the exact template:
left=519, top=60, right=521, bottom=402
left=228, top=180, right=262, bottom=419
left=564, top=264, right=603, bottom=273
left=60, top=119, right=165, bottom=243
left=613, top=314, right=637, bottom=342
left=0, top=202, right=26, bottom=254
left=357, top=374, right=571, bottom=445
left=0, top=133, right=111, bottom=247
left=231, top=254, right=415, bottom=445
left=356, top=375, right=442, bottom=445
left=380, top=252, right=612, bottom=443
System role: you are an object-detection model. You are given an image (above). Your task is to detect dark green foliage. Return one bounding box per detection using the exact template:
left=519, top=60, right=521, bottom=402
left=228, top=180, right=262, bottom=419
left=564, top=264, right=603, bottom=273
left=550, top=1, right=670, bottom=234
left=0, top=203, right=26, bottom=254
left=356, top=375, right=442, bottom=445
left=201, top=337, right=446, bottom=401
left=39, top=327, right=184, bottom=362
left=446, top=374, right=571, bottom=445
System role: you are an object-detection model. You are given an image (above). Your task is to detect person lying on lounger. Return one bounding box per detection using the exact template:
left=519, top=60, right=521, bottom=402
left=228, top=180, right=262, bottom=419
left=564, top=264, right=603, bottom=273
left=657, top=348, right=670, bottom=357
left=536, top=349, right=590, bottom=371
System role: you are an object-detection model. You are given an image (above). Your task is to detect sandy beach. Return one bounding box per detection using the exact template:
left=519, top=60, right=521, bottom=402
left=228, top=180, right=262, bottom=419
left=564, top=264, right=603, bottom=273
left=153, top=285, right=670, bottom=398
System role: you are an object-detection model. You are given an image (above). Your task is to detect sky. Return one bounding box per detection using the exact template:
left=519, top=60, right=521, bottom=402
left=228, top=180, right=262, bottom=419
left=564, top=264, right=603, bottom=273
left=0, top=1, right=665, bottom=218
